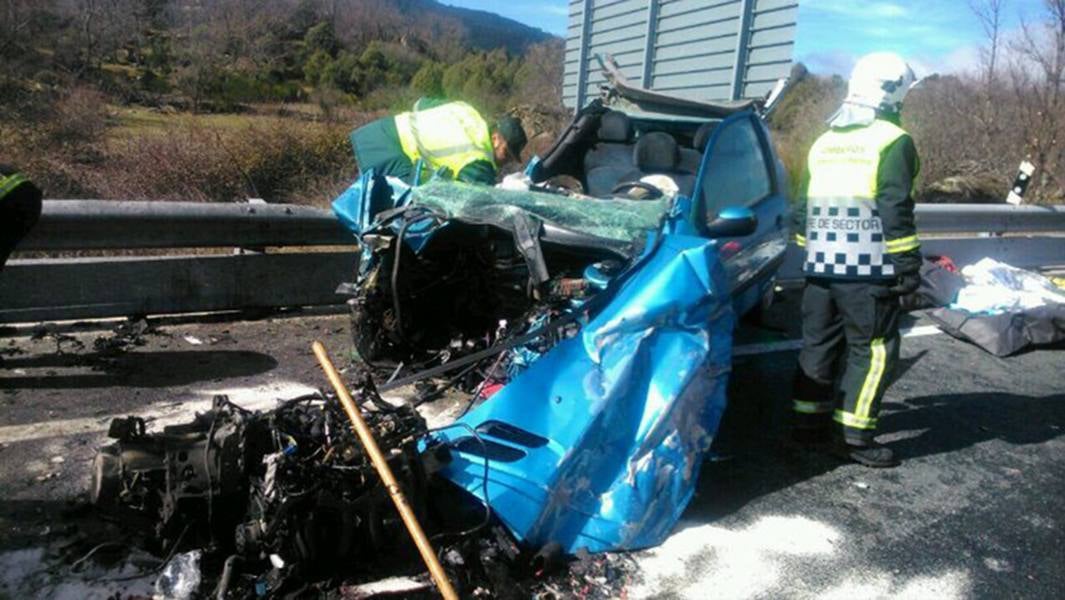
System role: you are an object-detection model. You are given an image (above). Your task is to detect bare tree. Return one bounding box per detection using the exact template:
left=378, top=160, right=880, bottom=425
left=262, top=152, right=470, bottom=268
left=515, top=41, right=565, bottom=109
left=1010, top=0, right=1065, bottom=196
left=970, top=0, right=1007, bottom=84
left=0, top=0, right=39, bottom=57
left=965, top=0, right=1009, bottom=161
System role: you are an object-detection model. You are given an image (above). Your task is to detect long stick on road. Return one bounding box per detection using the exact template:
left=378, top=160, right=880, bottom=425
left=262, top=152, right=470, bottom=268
left=311, top=341, right=459, bottom=600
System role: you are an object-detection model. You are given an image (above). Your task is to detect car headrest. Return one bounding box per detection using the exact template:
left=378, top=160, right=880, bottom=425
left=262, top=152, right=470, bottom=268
left=597, top=111, right=632, bottom=143
left=693, top=122, right=717, bottom=151
left=633, top=132, right=679, bottom=173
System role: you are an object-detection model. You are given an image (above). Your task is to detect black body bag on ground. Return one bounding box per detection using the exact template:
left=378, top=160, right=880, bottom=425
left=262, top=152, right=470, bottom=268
left=928, top=303, right=1065, bottom=357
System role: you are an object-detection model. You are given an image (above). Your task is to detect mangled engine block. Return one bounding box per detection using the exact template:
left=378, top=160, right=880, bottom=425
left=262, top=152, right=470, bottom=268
left=91, top=394, right=445, bottom=594
left=349, top=218, right=621, bottom=370
left=350, top=222, right=538, bottom=366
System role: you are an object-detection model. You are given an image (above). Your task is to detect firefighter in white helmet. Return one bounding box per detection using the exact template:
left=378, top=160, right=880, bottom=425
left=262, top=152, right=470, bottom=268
left=790, top=52, right=922, bottom=468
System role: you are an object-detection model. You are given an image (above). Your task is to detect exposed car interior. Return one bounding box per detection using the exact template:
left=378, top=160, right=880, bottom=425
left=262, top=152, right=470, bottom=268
left=536, top=103, right=719, bottom=202
left=346, top=98, right=787, bottom=370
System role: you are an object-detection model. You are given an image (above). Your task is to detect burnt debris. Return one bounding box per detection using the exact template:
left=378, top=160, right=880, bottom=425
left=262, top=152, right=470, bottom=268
left=88, top=385, right=629, bottom=598
left=92, top=391, right=445, bottom=597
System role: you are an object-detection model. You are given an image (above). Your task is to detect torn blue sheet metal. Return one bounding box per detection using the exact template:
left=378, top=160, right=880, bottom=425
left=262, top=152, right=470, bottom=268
left=334, top=174, right=738, bottom=554
left=332, top=170, right=439, bottom=271
left=433, top=222, right=735, bottom=553
left=333, top=169, right=402, bottom=236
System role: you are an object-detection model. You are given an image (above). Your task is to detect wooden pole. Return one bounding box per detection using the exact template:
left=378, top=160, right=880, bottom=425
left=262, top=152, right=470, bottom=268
left=311, top=341, right=459, bottom=600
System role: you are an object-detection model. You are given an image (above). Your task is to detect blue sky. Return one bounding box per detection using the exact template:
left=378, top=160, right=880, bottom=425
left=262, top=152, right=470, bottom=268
left=442, top=0, right=1045, bottom=76
left=794, top=0, right=1043, bottom=75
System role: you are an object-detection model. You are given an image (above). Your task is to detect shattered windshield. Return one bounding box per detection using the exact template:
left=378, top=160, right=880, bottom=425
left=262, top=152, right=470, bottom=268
left=408, top=181, right=668, bottom=242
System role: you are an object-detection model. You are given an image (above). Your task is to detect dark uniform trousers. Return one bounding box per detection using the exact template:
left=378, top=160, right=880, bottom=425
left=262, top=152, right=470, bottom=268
left=794, top=278, right=901, bottom=445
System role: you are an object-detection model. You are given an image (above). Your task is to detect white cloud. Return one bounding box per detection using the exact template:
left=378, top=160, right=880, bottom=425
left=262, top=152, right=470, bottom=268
left=934, top=45, right=984, bottom=75
left=798, top=51, right=857, bottom=76
left=802, top=45, right=986, bottom=78
left=805, top=0, right=910, bottom=19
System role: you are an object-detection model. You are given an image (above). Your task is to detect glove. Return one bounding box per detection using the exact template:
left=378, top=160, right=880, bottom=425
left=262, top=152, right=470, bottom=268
left=886, top=248, right=922, bottom=296
left=888, top=271, right=921, bottom=296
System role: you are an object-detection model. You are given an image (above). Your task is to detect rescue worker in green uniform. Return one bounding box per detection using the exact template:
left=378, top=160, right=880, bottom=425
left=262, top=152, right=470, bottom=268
left=790, top=53, right=923, bottom=468
left=0, top=165, right=43, bottom=271
left=350, top=99, right=527, bottom=185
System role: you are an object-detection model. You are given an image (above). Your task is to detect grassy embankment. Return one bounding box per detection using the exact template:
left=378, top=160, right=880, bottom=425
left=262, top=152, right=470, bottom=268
left=6, top=93, right=370, bottom=208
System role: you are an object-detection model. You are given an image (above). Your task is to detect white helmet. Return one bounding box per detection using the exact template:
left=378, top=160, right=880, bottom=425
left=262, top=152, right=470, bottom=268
left=844, top=52, right=917, bottom=114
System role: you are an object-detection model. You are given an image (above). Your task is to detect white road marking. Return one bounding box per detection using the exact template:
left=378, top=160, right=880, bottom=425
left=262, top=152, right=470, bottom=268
left=733, top=324, right=943, bottom=357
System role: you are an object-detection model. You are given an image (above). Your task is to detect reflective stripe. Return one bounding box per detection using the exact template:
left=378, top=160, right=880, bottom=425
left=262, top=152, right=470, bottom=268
left=793, top=400, right=832, bottom=414
left=0, top=173, right=28, bottom=200
left=885, top=235, right=920, bottom=253
left=834, top=409, right=877, bottom=430
left=794, top=233, right=806, bottom=247
left=856, top=338, right=887, bottom=420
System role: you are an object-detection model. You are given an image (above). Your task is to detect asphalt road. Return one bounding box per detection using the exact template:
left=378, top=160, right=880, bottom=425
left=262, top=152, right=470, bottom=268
left=0, top=296, right=1062, bottom=599
left=648, top=311, right=1065, bottom=599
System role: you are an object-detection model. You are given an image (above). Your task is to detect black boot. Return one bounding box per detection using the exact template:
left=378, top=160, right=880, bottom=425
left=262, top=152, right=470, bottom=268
left=833, top=439, right=899, bottom=468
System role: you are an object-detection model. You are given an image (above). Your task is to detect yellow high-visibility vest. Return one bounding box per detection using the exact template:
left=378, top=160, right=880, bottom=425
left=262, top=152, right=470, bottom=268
left=802, top=119, right=919, bottom=278
left=394, top=101, right=495, bottom=179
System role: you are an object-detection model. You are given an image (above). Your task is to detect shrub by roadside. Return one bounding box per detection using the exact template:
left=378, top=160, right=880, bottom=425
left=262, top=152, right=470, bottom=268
left=5, top=87, right=369, bottom=207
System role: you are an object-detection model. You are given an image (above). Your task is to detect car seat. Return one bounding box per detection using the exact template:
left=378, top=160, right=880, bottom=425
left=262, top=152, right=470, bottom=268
left=679, top=121, right=717, bottom=175
left=615, top=132, right=695, bottom=198
left=584, top=111, right=635, bottom=197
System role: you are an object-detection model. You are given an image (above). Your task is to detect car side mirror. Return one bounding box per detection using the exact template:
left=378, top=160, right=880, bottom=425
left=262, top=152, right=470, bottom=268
left=705, top=206, right=758, bottom=238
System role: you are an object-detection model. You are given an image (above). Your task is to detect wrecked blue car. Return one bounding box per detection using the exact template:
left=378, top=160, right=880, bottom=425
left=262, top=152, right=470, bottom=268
left=332, top=81, right=790, bottom=555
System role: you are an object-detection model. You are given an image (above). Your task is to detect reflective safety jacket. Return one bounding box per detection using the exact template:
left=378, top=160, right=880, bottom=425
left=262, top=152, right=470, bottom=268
left=0, top=172, right=29, bottom=202
left=0, top=169, right=43, bottom=271
left=393, top=101, right=495, bottom=180
left=796, top=119, right=921, bottom=279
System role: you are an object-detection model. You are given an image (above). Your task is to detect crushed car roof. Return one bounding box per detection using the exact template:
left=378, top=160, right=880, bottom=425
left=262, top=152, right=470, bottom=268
left=598, top=55, right=759, bottom=121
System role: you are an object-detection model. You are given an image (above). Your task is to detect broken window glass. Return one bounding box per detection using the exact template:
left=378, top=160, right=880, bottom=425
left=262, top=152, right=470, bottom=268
left=408, top=181, right=668, bottom=242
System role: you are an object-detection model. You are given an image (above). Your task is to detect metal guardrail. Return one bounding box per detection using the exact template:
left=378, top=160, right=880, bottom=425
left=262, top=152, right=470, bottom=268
left=20, top=201, right=351, bottom=251
left=1, top=201, right=1064, bottom=324
left=2, top=201, right=358, bottom=324
left=913, top=204, right=1065, bottom=235
left=776, top=204, right=1065, bottom=281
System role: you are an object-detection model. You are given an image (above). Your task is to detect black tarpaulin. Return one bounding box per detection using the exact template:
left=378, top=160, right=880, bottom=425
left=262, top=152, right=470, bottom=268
left=928, top=303, right=1065, bottom=356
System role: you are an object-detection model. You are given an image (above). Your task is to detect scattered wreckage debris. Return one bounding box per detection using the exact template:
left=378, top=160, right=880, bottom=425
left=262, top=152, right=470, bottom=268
left=23, top=317, right=166, bottom=361
left=30, top=323, right=85, bottom=354
left=93, top=317, right=162, bottom=355
left=84, top=377, right=636, bottom=598
left=312, top=341, right=459, bottom=600
left=92, top=390, right=438, bottom=598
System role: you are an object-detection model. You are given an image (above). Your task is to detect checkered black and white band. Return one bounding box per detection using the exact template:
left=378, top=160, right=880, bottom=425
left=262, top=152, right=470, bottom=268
left=802, top=198, right=896, bottom=278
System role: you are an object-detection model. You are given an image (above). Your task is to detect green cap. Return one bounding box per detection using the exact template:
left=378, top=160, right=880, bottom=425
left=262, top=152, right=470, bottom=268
left=495, top=115, right=527, bottom=161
